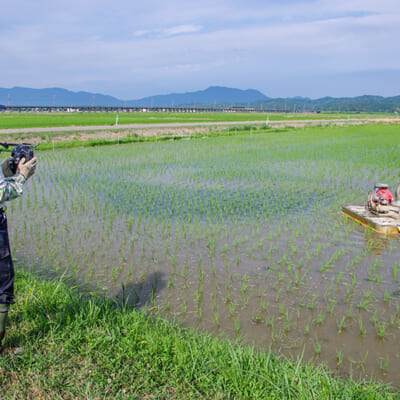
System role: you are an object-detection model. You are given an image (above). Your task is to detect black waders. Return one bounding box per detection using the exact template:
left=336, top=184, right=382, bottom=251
left=0, top=209, right=15, bottom=348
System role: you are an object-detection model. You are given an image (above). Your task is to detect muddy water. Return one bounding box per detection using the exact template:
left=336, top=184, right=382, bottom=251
left=7, top=133, right=400, bottom=385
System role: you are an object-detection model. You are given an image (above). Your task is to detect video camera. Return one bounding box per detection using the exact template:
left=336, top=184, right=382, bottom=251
left=0, top=143, right=39, bottom=174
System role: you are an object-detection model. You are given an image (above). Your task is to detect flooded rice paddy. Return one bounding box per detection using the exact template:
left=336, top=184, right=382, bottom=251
left=8, top=123, right=400, bottom=384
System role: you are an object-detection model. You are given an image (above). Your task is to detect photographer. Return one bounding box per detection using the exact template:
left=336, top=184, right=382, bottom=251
left=0, top=156, right=37, bottom=349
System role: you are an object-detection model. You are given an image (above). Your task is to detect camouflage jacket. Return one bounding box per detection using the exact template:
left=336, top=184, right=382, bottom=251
left=0, top=174, right=26, bottom=209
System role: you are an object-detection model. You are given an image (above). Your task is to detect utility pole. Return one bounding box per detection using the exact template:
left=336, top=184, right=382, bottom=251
left=7, top=93, right=10, bottom=107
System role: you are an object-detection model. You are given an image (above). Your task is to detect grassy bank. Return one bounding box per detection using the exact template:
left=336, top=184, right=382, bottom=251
left=0, top=124, right=282, bottom=152
left=0, top=272, right=397, bottom=399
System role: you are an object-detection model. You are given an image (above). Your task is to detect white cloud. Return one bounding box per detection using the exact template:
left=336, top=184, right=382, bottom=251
left=1, top=0, right=400, bottom=97
left=133, top=30, right=149, bottom=38
left=164, top=25, right=202, bottom=36
left=133, top=25, right=202, bottom=38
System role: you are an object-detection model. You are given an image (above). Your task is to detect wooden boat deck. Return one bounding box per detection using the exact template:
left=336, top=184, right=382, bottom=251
left=342, top=205, right=400, bottom=234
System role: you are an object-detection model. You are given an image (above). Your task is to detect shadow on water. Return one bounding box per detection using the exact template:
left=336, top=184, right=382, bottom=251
left=15, top=254, right=167, bottom=311
left=114, top=272, right=167, bottom=309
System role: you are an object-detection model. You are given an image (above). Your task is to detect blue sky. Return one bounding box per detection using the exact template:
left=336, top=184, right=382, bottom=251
left=1, top=0, right=399, bottom=99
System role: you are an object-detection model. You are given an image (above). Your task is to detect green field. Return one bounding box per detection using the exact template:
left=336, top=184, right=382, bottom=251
left=0, top=111, right=394, bottom=129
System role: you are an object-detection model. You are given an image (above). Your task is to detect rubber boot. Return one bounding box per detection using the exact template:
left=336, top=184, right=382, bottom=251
left=0, top=304, right=9, bottom=348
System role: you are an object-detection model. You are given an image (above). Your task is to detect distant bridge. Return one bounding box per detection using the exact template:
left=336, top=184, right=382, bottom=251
left=2, top=105, right=317, bottom=114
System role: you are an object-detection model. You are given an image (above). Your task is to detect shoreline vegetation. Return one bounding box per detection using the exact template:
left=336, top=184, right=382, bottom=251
left=1, top=271, right=397, bottom=399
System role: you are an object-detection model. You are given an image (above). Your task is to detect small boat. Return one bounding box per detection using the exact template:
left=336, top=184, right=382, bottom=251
left=342, top=183, right=400, bottom=234
left=342, top=205, right=400, bottom=234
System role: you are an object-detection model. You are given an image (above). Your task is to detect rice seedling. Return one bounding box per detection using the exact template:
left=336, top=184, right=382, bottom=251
left=376, top=321, right=387, bottom=340
left=336, top=350, right=344, bottom=368
left=392, top=262, right=399, bottom=281
left=337, top=316, right=346, bottom=334
left=315, top=312, right=325, bottom=325
left=234, top=315, right=241, bottom=336
left=379, top=356, right=389, bottom=373
left=313, top=339, right=321, bottom=358
left=358, top=351, right=368, bottom=373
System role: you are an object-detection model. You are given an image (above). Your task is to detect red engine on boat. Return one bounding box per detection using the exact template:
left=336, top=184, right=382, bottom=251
left=375, top=188, right=393, bottom=205
left=367, top=183, right=393, bottom=213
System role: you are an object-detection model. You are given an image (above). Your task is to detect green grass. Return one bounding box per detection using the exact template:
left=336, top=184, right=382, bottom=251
left=0, top=111, right=394, bottom=129
left=0, top=271, right=397, bottom=400
left=32, top=125, right=279, bottom=151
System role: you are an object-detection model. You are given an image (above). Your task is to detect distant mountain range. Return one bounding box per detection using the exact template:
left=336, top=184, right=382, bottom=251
left=0, top=86, right=399, bottom=112
left=0, top=86, right=268, bottom=108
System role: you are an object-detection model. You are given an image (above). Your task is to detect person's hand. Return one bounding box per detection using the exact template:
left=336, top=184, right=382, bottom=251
left=17, top=157, right=37, bottom=180
left=1, top=157, right=14, bottom=178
